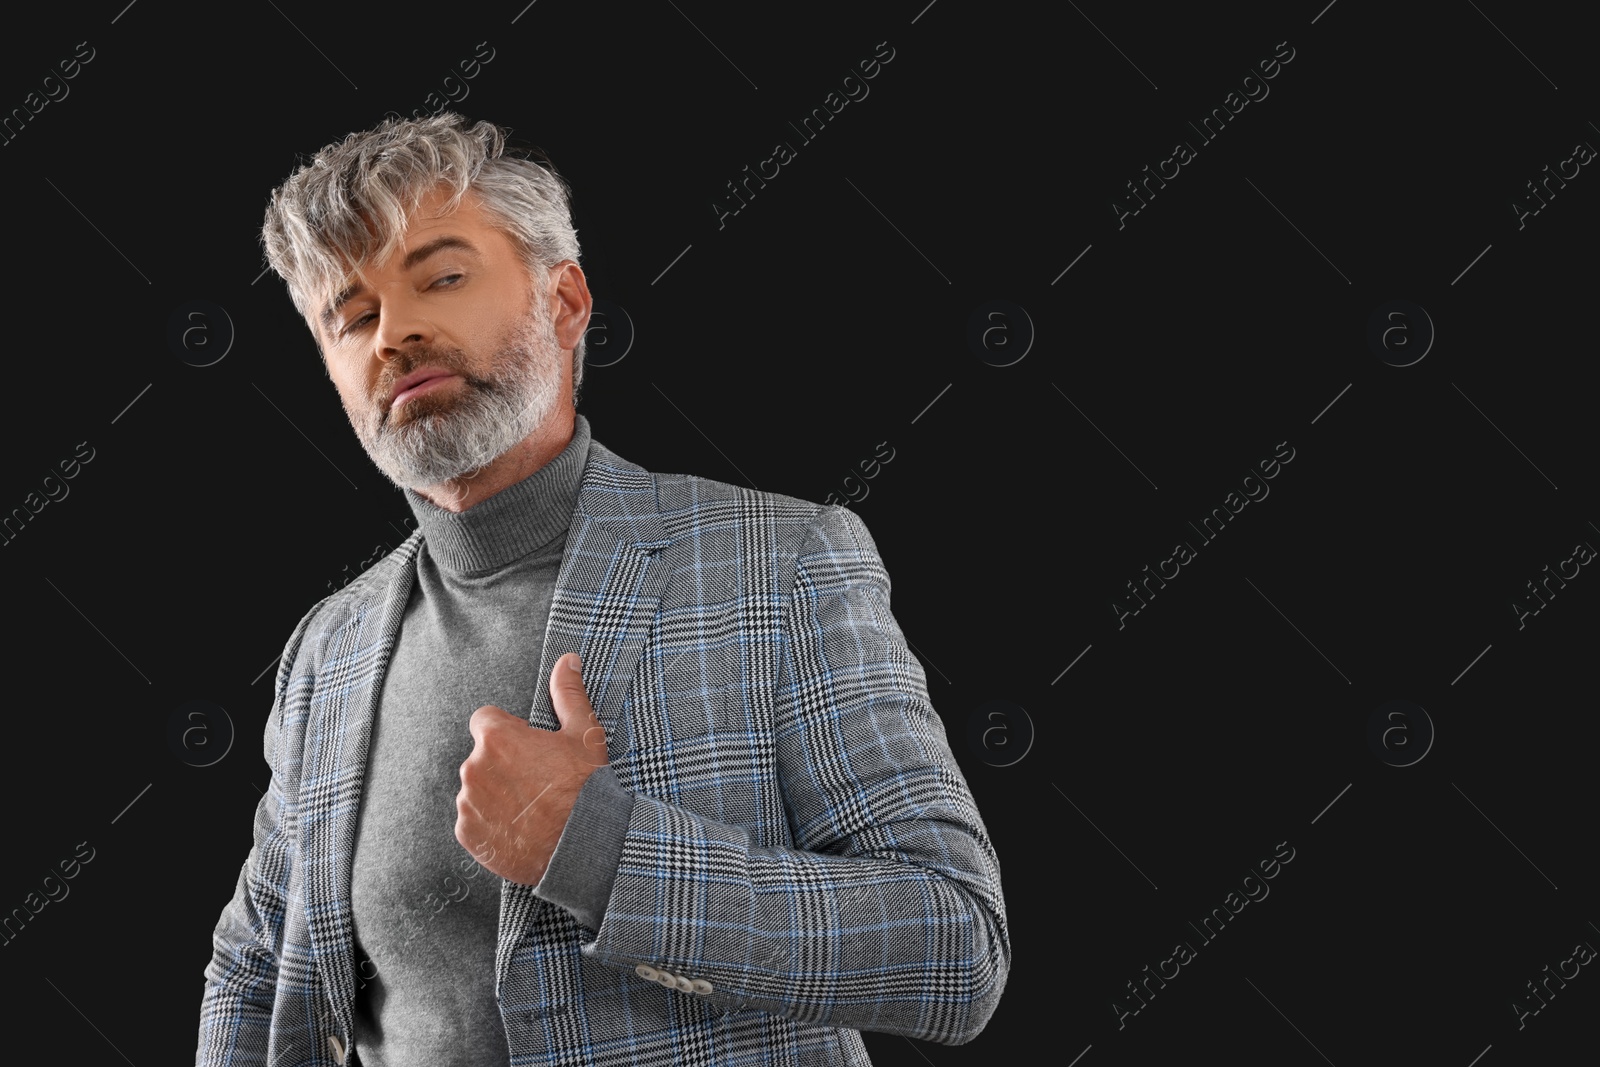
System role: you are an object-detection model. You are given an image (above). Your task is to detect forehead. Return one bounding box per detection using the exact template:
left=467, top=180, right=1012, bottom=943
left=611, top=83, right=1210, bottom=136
left=355, top=185, right=499, bottom=273
left=405, top=184, right=491, bottom=238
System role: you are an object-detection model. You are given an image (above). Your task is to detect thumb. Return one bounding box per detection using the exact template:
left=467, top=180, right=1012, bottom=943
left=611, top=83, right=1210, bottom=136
left=550, top=653, right=608, bottom=763
left=549, top=652, right=597, bottom=731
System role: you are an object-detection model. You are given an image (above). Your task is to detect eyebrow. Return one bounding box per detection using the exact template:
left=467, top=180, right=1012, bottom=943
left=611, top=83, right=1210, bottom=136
left=318, top=235, right=483, bottom=334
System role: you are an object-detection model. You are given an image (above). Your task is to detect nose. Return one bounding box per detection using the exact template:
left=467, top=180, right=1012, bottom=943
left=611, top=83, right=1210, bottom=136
left=373, top=294, right=434, bottom=361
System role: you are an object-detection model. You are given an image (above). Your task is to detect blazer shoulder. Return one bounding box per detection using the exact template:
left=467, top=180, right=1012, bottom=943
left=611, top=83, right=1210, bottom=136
left=589, top=433, right=828, bottom=543
left=283, top=529, right=421, bottom=667
left=653, top=466, right=833, bottom=547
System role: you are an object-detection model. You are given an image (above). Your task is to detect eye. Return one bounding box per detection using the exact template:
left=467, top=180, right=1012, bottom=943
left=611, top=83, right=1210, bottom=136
left=339, top=275, right=463, bottom=337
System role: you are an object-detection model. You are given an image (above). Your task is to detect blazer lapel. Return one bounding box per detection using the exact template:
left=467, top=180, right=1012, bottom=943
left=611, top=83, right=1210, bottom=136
left=300, top=533, right=425, bottom=1047
left=495, top=437, right=674, bottom=996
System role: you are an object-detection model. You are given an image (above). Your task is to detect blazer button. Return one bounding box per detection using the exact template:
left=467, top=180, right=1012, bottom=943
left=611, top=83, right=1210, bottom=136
left=656, top=970, right=678, bottom=988
left=634, top=964, right=659, bottom=982
left=327, top=1034, right=347, bottom=1065
left=691, top=979, right=714, bottom=995
left=673, top=974, right=693, bottom=992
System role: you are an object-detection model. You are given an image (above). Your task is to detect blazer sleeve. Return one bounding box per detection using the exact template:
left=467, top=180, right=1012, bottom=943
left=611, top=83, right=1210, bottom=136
left=581, top=504, right=1011, bottom=1044
left=196, top=605, right=320, bottom=1066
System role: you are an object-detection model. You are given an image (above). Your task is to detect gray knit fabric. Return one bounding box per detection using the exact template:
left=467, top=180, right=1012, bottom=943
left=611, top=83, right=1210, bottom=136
left=348, top=415, right=631, bottom=1065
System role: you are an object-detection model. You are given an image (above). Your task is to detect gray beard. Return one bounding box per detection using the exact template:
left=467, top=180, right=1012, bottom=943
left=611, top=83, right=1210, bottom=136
left=356, top=306, right=563, bottom=492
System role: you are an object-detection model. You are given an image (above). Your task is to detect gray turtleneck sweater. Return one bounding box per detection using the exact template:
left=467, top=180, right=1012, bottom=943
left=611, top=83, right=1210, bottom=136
left=349, top=413, right=634, bottom=1065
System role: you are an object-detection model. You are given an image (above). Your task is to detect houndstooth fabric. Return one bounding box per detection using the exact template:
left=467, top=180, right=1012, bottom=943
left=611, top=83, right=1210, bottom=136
left=197, top=438, right=1009, bottom=1066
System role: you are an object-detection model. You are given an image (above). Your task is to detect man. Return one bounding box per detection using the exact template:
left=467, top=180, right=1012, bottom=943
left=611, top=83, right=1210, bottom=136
left=199, top=111, right=1009, bottom=1066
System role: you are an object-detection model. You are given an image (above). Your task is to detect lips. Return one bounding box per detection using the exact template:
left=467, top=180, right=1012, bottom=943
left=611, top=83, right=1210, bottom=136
left=388, top=367, right=457, bottom=409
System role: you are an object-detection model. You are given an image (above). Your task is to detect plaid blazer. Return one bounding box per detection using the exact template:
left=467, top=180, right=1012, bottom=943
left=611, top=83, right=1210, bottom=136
left=198, top=437, right=1009, bottom=1066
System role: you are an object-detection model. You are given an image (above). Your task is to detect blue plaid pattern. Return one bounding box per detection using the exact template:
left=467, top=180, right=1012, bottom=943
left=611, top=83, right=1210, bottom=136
left=198, top=439, right=1009, bottom=1066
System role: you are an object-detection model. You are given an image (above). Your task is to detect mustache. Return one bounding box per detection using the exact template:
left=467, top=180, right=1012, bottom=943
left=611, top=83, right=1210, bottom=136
left=371, top=308, right=554, bottom=430
left=373, top=354, right=484, bottom=434
left=379, top=351, right=467, bottom=395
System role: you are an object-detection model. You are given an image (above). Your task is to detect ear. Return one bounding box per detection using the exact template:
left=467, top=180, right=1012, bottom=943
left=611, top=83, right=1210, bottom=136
left=546, top=260, right=593, bottom=354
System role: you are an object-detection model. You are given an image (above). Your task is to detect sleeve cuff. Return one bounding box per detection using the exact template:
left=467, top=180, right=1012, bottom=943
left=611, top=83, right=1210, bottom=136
left=533, top=765, right=634, bottom=932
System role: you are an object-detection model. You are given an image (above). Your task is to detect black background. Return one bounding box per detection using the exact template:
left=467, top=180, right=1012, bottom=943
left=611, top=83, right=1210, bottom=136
left=1, top=2, right=1594, bottom=1064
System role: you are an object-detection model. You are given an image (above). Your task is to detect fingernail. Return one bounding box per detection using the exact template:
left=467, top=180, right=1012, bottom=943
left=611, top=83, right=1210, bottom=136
left=567, top=653, right=582, bottom=674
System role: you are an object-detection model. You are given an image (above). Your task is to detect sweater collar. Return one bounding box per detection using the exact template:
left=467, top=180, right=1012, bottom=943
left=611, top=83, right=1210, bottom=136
left=401, top=413, right=591, bottom=574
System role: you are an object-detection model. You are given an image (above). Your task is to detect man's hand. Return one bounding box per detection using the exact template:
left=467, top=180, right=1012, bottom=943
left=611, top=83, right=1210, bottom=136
left=455, top=652, right=610, bottom=885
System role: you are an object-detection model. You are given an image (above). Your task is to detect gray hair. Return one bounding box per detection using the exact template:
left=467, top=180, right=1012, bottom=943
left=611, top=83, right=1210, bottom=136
left=259, top=111, right=586, bottom=405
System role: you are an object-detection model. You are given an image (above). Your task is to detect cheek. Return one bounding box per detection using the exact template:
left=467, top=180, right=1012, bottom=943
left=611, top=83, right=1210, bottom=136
left=328, top=368, right=371, bottom=417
